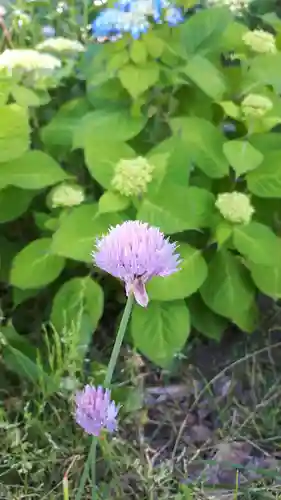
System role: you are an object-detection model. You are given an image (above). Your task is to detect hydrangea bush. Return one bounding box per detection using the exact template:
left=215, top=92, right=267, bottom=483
left=1, top=0, right=281, bottom=374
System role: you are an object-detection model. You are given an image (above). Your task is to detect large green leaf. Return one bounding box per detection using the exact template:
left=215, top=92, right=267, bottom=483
left=138, top=183, right=215, bottom=234
left=249, top=261, right=281, bottom=299
left=73, top=109, right=147, bottom=149
left=130, top=39, right=148, bottom=64
left=10, top=238, right=65, bottom=289
left=223, top=140, right=264, bottom=176
left=170, top=117, right=228, bottom=178
left=41, top=98, right=90, bottom=149
left=87, top=77, right=130, bottom=109
left=247, top=152, right=281, bottom=198
left=0, top=186, right=35, bottom=223
left=180, top=6, right=232, bottom=55
left=233, top=222, right=281, bottom=266
left=200, top=250, right=255, bottom=324
left=11, top=85, right=42, bottom=107
left=51, top=203, right=125, bottom=262
left=0, top=150, right=69, bottom=190
left=183, top=55, right=226, bottom=100
left=85, top=140, right=136, bottom=189
left=118, top=63, right=159, bottom=98
left=50, top=276, right=104, bottom=335
left=249, top=133, right=281, bottom=155
left=131, top=300, right=190, bottom=368
left=0, top=104, right=30, bottom=162
left=243, top=53, right=281, bottom=94
left=147, top=243, right=207, bottom=301
left=188, top=295, right=227, bottom=341
left=98, top=191, right=130, bottom=214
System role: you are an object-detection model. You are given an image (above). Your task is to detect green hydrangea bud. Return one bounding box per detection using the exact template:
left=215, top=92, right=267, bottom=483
left=49, top=183, right=85, bottom=208
left=215, top=192, right=254, bottom=225
left=243, top=29, right=276, bottom=54
left=111, top=156, right=154, bottom=197
left=241, top=94, right=273, bottom=119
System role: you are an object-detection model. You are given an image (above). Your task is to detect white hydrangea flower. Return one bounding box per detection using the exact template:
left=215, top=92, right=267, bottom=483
left=216, top=192, right=254, bottom=225
left=207, top=0, right=252, bottom=15
left=36, top=37, right=85, bottom=54
left=243, top=29, right=276, bottom=54
left=0, top=49, right=61, bottom=75
left=241, top=94, right=273, bottom=119
left=50, top=183, right=85, bottom=208
left=111, top=156, right=154, bottom=197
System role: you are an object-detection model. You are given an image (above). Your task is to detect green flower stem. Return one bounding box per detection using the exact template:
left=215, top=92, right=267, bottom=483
left=104, top=292, right=134, bottom=387
left=91, top=439, right=97, bottom=500
left=75, top=293, right=134, bottom=500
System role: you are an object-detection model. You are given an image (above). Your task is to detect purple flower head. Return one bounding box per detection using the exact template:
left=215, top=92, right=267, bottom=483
left=92, top=220, right=181, bottom=307
left=75, top=385, right=119, bottom=436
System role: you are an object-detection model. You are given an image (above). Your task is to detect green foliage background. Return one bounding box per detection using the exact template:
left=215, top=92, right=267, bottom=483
left=1, top=1, right=281, bottom=381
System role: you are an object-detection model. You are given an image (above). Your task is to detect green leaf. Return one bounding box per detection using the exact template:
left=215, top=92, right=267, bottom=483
left=233, top=222, right=281, bottom=266
left=249, top=133, right=281, bottom=155
left=180, top=6, right=232, bottom=55
left=118, top=63, right=159, bottom=99
left=223, top=140, right=264, bottom=176
left=41, top=98, right=90, bottom=149
left=170, top=117, right=228, bottom=178
left=98, top=191, right=130, bottom=214
left=73, top=109, right=147, bottom=149
left=200, top=249, right=255, bottom=324
left=10, top=238, right=65, bottom=289
left=233, top=300, right=259, bottom=334
left=143, top=32, right=165, bottom=58
left=2, top=325, right=37, bottom=358
left=50, top=276, right=104, bottom=334
left=3, top=345, right=55, bottom=392
left=131, top=300, right=190, bottom=368
left=249, top=261, right=281, bottom=299
left=0, top=104, right=30, bottom=162
left=51, top=203, right=125, bottom=262
left=247, top=152, right=281, bottom=198
left=243, top=53, right=281, bottom=94
left=130, top=40, right=147, bottom=64
left=13, top=288, right=39, bottom=306
left=161, top=136, right=193, bottom=186
left=219, top=101, right=240, bottom=119
left=137, top=184, right=215, bottom=234
left=215, top=221, right=233, bottom=248
left=0, top=79, right=11, bottom=105
left=0, top=150, right=69, bottom=190
left=188, top=295, right=227, bottom=341
left=85, top=140, right=136, bottom=189
left=147, top=243, right=207, bottom=301
left=11, top=85, right=41, bottom=107
left=87, top=78, right=129, bottom=109
left=0, top=186, right=35, bottom=223
left=183, top=55, right=226, bottom=100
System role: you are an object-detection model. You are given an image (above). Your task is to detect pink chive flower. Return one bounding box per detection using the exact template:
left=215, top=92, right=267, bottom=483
left=75, top=385, right=119, bottom=436
left=92, top=220, right=181, bottom=307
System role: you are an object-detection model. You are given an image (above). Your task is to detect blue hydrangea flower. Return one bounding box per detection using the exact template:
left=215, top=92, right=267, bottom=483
left=92, top=0, right=183, bottom=40
left=165, top=5, right=184, bottom=25
left=92, top=8, right=150, bottom=39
